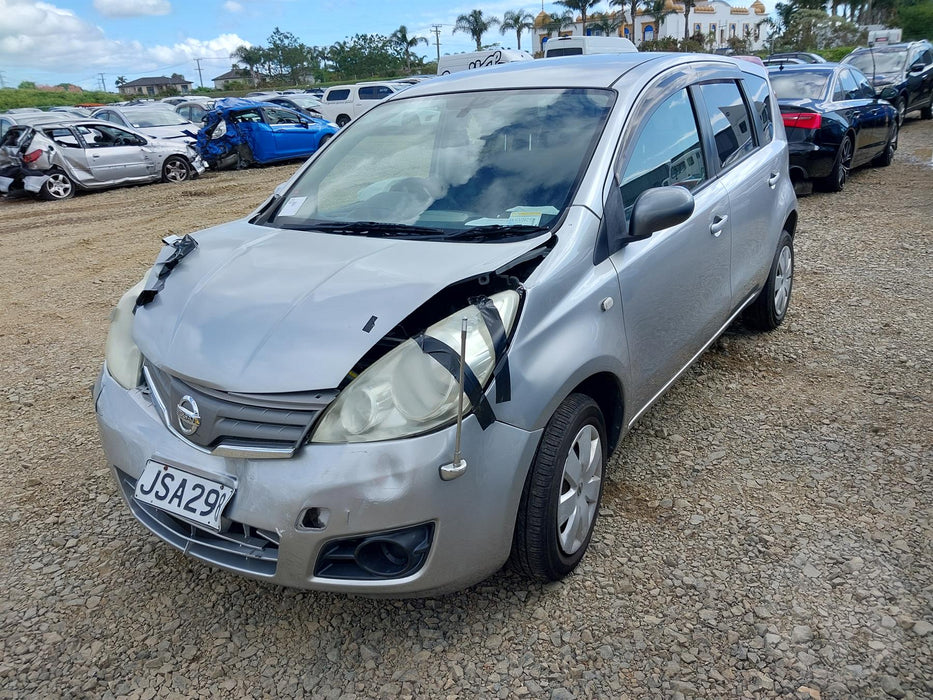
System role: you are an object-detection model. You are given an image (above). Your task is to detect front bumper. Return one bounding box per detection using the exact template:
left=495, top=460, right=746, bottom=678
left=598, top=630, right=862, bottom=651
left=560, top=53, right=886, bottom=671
left=94, top=367, right=542, bottom=595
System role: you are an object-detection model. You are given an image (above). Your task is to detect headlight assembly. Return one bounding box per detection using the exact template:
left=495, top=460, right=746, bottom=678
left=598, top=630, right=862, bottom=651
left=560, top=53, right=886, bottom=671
left=311, top=290, right=520, bottom=443
left=104, top=280, right=145, bottom=390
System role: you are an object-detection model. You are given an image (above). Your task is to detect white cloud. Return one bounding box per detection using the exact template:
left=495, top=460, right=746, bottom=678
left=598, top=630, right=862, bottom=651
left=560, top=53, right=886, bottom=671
left=223, top=0, right=243, bottom=12
left=93, top=0, right=171, bottom=18
left=0, top=0, right=246, bottom=86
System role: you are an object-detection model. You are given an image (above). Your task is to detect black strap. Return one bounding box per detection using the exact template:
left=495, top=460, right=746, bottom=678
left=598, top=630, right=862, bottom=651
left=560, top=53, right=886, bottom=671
left=135, top=234, right=198, bottom=311
left=472, top=296, right=511, bottom=403
left=416, top=335, right=495, bottom=429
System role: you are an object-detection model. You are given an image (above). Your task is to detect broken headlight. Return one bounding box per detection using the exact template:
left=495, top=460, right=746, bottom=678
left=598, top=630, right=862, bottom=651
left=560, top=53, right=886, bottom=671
left=311, top=290, right=520, bottom=443
left=104, top=280, right=145, bottom=389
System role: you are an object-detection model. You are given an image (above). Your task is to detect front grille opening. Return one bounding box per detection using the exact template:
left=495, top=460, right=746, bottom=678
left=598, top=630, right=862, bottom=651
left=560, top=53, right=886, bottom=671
left=314, top=523, right=434, bottom=580
left=118, top=469, right=279, bottom=577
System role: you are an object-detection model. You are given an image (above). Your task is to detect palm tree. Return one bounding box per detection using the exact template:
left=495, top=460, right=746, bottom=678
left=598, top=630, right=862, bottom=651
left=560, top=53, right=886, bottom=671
left=391, top=25, right=428, bottom=74
left=644, top=0, right=676, bottom=41
left=589, top=12, right=622, bottom=36
left=681, top=0, right=696, bottom=40
left=500, top=9, right=535, bottom=50
left=454, top=10, right=501, bottom=51
left=555, top=0, right=602, bottom=35
left=608, top=0, right=630, bottom=39
left=114, top=76, right=127, bottom=89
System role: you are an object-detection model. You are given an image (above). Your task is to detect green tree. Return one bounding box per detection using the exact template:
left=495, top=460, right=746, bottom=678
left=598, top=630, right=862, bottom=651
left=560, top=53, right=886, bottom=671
left=500, top=9, right=535, bottom=50
left=454, top=10, right=501, bottom=50
left=18, top=81, right=36, bottom=89
left=555, top=0, right=602, bottom=35
left=391, top=25, right=428, bottom=74
left=681, top=0, right=696, bottom=40
left=114, top=76, right=127, bottom=89
left=899, top=1, right=933, bottom=40
left=777, top=9, right=864, bottom=51
left=609, top=0, right=629, bottom=26
left=589, top=12, right=622, bottom=36
left=328, top=34, right=402, bottom=80
left=231, top=45, right=265, bottom=78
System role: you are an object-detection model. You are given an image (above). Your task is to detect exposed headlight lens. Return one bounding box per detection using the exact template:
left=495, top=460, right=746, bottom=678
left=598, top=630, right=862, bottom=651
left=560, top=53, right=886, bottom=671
left=311, top=290, right=520, bottom=443
left=104, top=280, right=145, bottom=389
left=211, top=120, right=227, bottom=139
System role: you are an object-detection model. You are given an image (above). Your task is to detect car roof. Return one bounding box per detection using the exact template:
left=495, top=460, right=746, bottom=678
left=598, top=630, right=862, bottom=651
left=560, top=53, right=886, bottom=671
left=2, top=113, right=83, bottom=126
left=401, top=53, right=761, bottom=97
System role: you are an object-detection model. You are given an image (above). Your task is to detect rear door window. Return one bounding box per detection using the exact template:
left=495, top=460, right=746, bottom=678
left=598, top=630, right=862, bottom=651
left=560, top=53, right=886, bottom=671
left=326, top=89, right=351, bottom=102
left=46, top=128, right=81, bottom=148
left=696, top=81, right=755, bottom=170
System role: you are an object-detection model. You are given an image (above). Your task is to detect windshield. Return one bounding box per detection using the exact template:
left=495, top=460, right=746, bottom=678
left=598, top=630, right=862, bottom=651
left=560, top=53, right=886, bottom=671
left=126, top=108, right=190, bottom=127
left=286, top=95, right=322, bottom=108
left=845, top=50, right=907, bottom=76
left=770, top=70, right=832, bottom=100
left=267, top=88, right=614, bottom=240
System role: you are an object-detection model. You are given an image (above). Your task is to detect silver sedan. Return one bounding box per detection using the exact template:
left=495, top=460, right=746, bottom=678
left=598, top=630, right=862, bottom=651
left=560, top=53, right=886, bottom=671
left=0, top=119, right=206, bottom=200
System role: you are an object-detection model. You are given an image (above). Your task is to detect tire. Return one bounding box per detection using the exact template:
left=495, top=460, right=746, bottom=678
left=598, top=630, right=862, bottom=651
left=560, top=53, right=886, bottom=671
left=894, top=95, right=907, bottom=126
left=161, top=156, right=191, bottom=183
left=744, top=230, right=794, bottom=332
left=511, top=393, right=606, bottom=582
left=872, top=123, right=897, bottom=167
left=38, top=170, right=75, bottom=201
left=920, top=98, right=932, bottom=120
left=817, top=135, right=852, bottom=193
left=335, top=114, right=351, bottom=128
left=317, top=133, right=332, bottom=150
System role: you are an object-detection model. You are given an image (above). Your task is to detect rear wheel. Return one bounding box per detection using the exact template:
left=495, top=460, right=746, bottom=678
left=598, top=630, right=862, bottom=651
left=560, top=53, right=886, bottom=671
left=872, top=123, right=898, bottom=167
left=818, top=135, right=852, bottom=192
left=336, top=114, right=351, bottom=128
left=38, top=170, right=75, bottom=201
left=161, top=156, right=190, bottom=183
left=744, top=230, right=794, bottom=332
left=511, top=394, right=606, bottom=582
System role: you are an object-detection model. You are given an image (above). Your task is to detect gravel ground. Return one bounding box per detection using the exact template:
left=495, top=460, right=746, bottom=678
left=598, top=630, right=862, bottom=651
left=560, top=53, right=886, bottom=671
left=0, top=117, right=930, bottom=700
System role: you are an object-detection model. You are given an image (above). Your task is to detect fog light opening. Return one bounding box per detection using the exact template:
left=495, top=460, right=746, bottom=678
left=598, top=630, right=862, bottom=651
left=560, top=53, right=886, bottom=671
left=298, top=507, right=329, bottom=531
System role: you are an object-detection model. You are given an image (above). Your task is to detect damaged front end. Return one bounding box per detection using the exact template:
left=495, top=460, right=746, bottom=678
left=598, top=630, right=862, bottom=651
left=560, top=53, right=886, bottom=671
left=194, top=98, right=267, bottom=170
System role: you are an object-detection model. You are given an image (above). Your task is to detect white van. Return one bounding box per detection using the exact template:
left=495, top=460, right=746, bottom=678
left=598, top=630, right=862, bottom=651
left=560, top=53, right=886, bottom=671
left=543, top=36, right=637, bottom=57
left=318, top=82, right=407, bottom=127
left=437, top=48, right=534, bottom=76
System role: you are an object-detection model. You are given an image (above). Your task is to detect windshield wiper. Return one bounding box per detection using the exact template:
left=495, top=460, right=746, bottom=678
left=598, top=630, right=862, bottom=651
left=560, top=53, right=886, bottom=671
left=443, top=224, right=551, bottom=241
left=280, top=221, right=447, bottom=238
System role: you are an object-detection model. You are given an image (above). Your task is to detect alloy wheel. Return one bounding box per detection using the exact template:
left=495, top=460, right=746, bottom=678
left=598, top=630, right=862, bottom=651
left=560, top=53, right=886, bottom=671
left=774, top=244, right=793, bottom=318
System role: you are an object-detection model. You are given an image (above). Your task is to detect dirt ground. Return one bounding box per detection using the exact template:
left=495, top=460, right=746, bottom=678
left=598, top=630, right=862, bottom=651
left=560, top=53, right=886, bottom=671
left=0, top=118, right=930, bottom=698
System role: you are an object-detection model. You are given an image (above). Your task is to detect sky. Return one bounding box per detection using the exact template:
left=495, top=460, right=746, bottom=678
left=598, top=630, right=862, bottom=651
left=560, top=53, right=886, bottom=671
left=0, top=0, right=586, bottom=90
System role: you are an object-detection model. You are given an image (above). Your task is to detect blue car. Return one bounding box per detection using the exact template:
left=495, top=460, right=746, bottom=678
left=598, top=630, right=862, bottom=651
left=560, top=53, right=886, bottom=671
left=196, top=98, right=338, bottom=170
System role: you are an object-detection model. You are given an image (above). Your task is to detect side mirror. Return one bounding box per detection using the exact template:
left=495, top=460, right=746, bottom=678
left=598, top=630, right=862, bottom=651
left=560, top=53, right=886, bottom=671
left=628, top=186, right=695, bottom=242
left=909, top=63, right=923, bottom=74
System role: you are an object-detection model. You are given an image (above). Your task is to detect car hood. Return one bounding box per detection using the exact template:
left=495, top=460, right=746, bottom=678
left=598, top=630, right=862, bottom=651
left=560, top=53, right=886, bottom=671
left=133, top=220, right=548, bottom=393
left=133, top=124, right=195, bottom=141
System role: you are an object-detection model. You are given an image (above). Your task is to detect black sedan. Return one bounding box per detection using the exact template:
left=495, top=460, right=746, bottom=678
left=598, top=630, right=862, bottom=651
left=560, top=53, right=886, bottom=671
left=769, top=63, right=898, bottom=192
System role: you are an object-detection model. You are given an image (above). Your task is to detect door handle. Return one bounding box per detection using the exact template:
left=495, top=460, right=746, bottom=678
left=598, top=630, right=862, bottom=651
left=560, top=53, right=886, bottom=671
left=710, top=214, right=728, bottom=237
left=768, top=171, right=780, bottom=188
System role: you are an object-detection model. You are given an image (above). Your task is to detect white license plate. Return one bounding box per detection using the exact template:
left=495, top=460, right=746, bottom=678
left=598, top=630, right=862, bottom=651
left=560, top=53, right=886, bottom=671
left=134, top=461, right=234, bottom=531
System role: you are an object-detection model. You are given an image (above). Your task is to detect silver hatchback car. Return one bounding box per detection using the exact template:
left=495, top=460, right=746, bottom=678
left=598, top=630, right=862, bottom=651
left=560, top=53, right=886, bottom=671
left=95, top=53, right=797, bottom=595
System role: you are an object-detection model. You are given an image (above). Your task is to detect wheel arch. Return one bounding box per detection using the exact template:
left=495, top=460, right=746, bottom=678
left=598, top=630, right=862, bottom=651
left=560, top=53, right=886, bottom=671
left=783, top=209, right=798, bottom=238
left=566, top=372, right=625, bottom=453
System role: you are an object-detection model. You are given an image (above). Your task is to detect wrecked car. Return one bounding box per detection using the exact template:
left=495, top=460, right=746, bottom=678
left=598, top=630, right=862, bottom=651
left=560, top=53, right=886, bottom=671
left=95, top=53, right=797, bottom=595
left=0, top=119, right=206, bottom=201
left=194, top=98, right=338, bottom=170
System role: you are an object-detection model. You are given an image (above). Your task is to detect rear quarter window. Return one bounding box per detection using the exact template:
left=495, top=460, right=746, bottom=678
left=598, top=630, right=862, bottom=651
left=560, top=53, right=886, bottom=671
left=326, top=89, right=351, bottom=102
left=742, top=74, right=773, bottom=144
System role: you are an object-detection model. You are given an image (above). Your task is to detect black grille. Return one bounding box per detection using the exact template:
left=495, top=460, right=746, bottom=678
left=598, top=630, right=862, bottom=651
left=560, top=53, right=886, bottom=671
left=144, top=362, right=335, bottom=456
left=118, top=470, right=279, bottom=576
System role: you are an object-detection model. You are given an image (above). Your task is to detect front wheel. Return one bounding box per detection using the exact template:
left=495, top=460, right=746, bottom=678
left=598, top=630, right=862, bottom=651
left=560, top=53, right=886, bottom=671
left=894, top=96, right=907, bottom=126
left=510, top=394, right=606, bottom=582
left=161, top=156, right=191, bottom=183
left=744, top=230, right=794, bottom=332
left=39, top=170, right=75, bottom=200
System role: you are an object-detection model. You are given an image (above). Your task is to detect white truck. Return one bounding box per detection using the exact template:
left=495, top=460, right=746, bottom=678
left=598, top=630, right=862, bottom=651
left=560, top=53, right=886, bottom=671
left=317, top=82, right=407, bottom=127
left=437, top=48, right=534, bottom=76
left=543, top=36, right=638, bottom=57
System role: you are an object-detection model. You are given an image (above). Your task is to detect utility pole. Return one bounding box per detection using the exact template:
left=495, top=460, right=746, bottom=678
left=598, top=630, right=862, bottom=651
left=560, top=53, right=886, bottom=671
left=98, top=73, right=107, bottom=91
left=195, top=58, right=205, bottom=88
left=431, top=24, right=442, bottom=62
